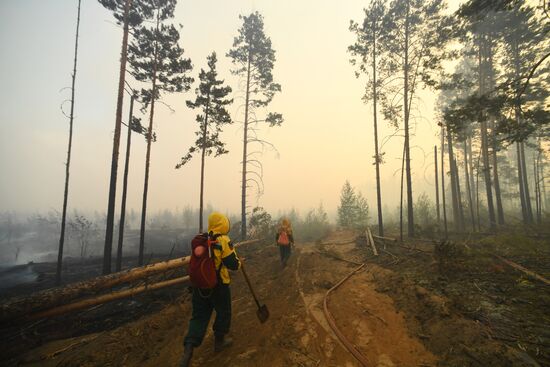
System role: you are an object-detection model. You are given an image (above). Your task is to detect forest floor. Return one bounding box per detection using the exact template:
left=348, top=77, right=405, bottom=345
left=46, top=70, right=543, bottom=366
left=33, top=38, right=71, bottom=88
left=1, top=230, right=549, bottom=367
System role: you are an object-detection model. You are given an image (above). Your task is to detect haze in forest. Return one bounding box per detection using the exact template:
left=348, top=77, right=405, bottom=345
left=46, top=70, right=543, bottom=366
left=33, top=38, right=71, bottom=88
left=0, top=0, right=462, bottom=219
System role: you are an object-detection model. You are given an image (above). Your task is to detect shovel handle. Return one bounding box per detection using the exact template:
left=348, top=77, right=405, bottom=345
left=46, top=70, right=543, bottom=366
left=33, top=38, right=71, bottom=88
left=240, top=262, right=262, bottom=309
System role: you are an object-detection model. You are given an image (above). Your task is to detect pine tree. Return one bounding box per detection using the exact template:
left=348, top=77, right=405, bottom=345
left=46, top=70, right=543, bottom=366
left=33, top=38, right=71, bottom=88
left=129, top=0, right=193, bottom=266
left=227, top=12, right=283, bottom=240
left=349, top=0, right=387, bottom=237
left=56, top=0, right=82, bottom=285
left=382, top=0, right=451, bottom=237
left=338, top=181, right=357, bottom=228
left=98, top=0, right=154, bottom=274
left=176, top=52, right=233, bottom=232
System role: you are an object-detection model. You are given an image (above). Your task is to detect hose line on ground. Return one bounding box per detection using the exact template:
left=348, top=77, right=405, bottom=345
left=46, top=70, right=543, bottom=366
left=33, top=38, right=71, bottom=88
left=323, top=263, right=370, bottom=366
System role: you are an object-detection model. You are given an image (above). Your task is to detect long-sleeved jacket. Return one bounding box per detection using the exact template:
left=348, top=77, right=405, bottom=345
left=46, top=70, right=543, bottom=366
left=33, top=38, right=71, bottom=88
left=208, top=212, right=240, bottom=285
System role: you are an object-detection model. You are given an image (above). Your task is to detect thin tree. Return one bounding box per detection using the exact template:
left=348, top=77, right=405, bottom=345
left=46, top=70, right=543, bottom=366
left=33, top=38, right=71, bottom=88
left=227, top=12, right=283, bottom=240
left=129, top=0, right=193, bottom=265
left=98, top=0, right=154, bottom=274
left=56, top=0, right=82, bottom=285
left=434, top=145, right=441, bottom=228
left=116, top=92, right=146, bottom=272
left=383, top=0, right=450, bottom=237
left=176, top=52, right=233, bottom=232
left=440, top=127, right=448, bottom=238
left=349, top=0, right=387, bottom=237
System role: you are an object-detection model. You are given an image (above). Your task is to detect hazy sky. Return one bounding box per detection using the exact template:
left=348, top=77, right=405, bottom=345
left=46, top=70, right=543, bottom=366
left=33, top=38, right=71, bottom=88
left=0, top=0, right=462, bottom=219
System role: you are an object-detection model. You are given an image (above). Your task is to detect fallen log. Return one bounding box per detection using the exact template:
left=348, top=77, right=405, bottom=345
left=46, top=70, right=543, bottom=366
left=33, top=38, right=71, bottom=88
left=367, top=228, right=378, bottom=256
left=29, top=276, right=190, bottom=321
left=371, top=234, right=397, bottom=242
left=1, top=239, right=260, bottom=323
left=495, top=255, right=550, bottom=285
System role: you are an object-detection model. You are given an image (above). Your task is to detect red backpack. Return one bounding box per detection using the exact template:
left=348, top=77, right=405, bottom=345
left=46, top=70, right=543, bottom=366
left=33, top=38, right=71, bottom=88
left=278, top=231, right=290, bottom=246
left=188, top=233, right=221, bottom=289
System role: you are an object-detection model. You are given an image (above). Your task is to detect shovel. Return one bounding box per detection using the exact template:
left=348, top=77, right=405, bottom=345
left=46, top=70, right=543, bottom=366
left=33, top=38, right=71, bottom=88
left=240, top=262, right=269, bottom=323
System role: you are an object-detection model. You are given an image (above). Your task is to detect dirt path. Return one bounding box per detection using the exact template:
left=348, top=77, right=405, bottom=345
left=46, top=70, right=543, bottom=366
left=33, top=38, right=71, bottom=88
left=14, top=232, right=533, bottom=366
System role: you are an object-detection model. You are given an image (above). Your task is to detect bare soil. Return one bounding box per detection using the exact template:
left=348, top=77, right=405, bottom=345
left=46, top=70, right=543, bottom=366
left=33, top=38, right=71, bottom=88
left=2, top=230, right=549, bottom=366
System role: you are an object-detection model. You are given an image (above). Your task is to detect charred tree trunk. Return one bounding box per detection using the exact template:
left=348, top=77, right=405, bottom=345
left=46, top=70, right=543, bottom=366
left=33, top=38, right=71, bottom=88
left=139, top=12, right=160, bottom=266
left=57, top=0, right=82, bottom=285
left=116, top=94, right=135, bottom=272
left=103, top=0, right=132, bottom=275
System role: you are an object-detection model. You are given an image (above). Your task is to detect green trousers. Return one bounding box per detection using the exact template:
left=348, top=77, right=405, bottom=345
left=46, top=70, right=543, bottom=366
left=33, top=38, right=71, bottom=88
left=184, top=284, right=232, bottom=347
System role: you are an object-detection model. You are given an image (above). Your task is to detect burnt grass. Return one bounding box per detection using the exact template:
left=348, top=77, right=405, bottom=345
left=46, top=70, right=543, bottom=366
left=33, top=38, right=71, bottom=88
left=0, top=254, right=190, bottom=365
left=364, top=231, right=550, bottom=367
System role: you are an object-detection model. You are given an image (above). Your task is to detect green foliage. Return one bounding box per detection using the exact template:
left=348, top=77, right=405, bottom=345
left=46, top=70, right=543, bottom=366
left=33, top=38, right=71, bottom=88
left=97, top=0, right=155, bottom=28
left=414, top=193, right=438, bottom=236
left=176, top=52, right=233, bottom=168
left=299, top=204, right=331, bottom=241
left=128, top=0, right=193, bottom=113
left=338, top=181, right=369, bottom=230
left=227, top=12, right=282, bottom=110
left=248, top=207, right=273, bottom=239
left=277, top=204, right=331, bottom=242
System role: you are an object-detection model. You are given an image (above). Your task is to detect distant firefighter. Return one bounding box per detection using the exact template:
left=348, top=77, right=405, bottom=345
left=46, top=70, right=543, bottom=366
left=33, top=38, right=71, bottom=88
left=276, top=218, right=294, bottom=267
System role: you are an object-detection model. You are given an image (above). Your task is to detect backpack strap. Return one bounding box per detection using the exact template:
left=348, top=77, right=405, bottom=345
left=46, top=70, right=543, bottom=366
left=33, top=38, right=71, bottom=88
left=208, top=232, right=225, bottom=282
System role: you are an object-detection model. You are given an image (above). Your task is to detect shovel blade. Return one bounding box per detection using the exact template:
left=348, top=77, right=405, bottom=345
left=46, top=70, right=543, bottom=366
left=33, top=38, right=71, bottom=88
left=256, top=304, right=269, bottom=323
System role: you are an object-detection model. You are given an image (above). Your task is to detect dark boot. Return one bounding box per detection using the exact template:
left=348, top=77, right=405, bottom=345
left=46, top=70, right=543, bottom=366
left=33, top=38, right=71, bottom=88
left=214, top=334, right=233, bottom=352
left=180, top=343, right=194, bottom=367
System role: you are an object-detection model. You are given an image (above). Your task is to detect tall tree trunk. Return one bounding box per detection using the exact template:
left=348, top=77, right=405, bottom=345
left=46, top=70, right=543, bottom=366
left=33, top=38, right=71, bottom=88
left=468, top=136, right=477, bottom=225
left=491, top=123, right=505, bottom=225
left=199, top=94, right=210, bottom=233
left=241, top=51, right=252, bottom=240
left=57, top=0, right=82, bottom=285
left=478, top=36, right=496, bottom=230
left=372, top=19, right=384, bottom=237
left=403, top=0, right=414, bottom=237
left=434, top=145, right=441, bottom=228
left=441, top=128, right=448, bottom=238
left=475, top=151, right=482, bottom=231
left=512, top=37, right=534, bottom=224
left=454, top=152, right=465, bottom=231
left=487, top=35, right=505, bottom=225
left=139, top=11, right=160, bottom=266
left=116, top=94, right=135, bottom=272
left=463, top=141, right=476, bottom=231
left=447, top=133, right=461, bottom=231
left=399, top=143, right=405, bottom=242
left=520, top=142, right=534, bottom=222
left=103, top=0, right=132, bottom=275
left=534, top=156, right=541, bottom=224
left=516, top=142, right=528, bottom=221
